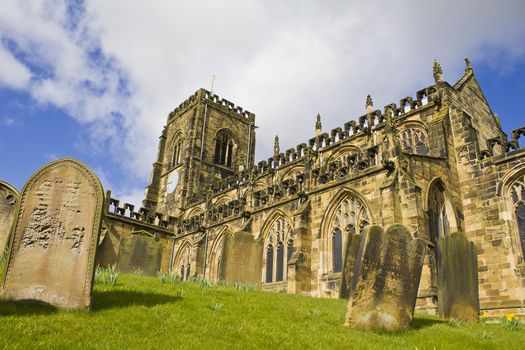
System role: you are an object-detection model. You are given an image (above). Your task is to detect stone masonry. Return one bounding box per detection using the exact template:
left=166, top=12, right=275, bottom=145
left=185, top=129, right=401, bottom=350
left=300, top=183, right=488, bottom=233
left=96, top=59, right=525, bottom=315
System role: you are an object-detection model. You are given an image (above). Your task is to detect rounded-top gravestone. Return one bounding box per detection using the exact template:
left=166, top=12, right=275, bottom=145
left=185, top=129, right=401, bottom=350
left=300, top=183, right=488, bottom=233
left=1, top=159, right=104, bottom=310
left=0, top=180, right=19, bottom=258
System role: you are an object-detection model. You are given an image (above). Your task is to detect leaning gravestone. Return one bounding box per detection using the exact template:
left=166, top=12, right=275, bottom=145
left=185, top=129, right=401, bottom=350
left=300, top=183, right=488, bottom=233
left=1, top=159, right=103, bottom=309
left=345, top=224, right=426, bottom=331
left=0, top=180, right=19, bottom=258
left=117, top=231, right=162, bottom=276
left=339, top=226, right=364, bottom=299
left=219, top=230, right=263, bottom=284
left=438, top=232, right=479, bottom=321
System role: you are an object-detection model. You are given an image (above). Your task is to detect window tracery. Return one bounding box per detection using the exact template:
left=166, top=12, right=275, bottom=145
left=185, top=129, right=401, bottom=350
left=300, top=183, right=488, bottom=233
left=175, top=243, right=192, bottom=281
left=396, top=128, right=428, bottom=155
left=328, top=196, right=370, bottom=273
left=264, top=217, right=293, bottom=283
left=214, top=130, right=235, bottom=167
left=510, top=175, right=525, bottom=255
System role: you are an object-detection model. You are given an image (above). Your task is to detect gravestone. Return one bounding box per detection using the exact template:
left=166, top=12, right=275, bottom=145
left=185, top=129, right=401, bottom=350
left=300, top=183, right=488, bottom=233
left=219, top=230, right=263, bottom=284
left=438, top=232, right=479, bottom=321
left=0, top=180, right=19, bottom=258
left=345, top=224, right=426, bottom=331
left=117, top=231, right=162, bottom=276
left=339, top=227, right=364, bottom=299
left=1, top=159, right=103, bottom=309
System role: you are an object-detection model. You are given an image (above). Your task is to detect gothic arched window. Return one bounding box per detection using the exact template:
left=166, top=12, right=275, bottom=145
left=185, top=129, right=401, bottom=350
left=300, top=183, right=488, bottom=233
left=510, top=175, right=525, bottom=255
left=214, top=130, right=235, bottom=167
left=328, top=195, right=370, bottom=274
left=276, top=242, right=284, bottom=282
left=427, top=181, right=450, bottom=246
left=263, top=217, right=293, bottom=283
left=174, top=243, right=192, bottom=281
left=266, top=245, right=274, bottom=283
left=169, top=133, right=183, bottom=168
left=332, top=228, right=343, bottom=273
left=172, top=141, right=182, bottom=167
left=396, top=128, right=428, bottom=155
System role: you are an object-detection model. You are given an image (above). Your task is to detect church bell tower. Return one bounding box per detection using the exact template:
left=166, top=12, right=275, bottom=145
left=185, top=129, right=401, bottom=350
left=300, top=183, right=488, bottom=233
left=143, top=89, right=256, bottom=218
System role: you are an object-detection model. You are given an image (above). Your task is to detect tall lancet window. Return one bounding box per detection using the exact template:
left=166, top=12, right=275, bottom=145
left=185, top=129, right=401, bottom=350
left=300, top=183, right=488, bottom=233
left=214, top=130, right=235, bottom=168
left=263, top=217, right=293, bottom=283
left=328, top=196, right=370, bottom=274
left=510, top=175, right=525, bottom=255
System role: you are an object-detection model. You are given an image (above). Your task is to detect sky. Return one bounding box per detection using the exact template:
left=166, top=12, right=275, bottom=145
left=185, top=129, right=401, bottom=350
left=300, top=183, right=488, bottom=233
left=1, top=0, right=525, bottom=207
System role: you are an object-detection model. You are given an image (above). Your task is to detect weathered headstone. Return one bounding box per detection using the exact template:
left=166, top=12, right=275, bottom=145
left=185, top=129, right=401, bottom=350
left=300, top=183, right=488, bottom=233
left=345, top=224, right=426, bottom=331
left=0, top=180, right=19, bottom=258
left=117, top=231, right=162, bottom=276
left=1, top=159, right=103, bottom=309
left=219, top=230, right=263, bottom=284
left=438, top=231, right=479, bottom=321
left=339, top=227, right=363, bottom=299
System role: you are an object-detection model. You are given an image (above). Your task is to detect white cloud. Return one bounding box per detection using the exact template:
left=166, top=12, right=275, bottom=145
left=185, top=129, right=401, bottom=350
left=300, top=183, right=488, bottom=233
left=0, top=44, right=31, bottom=89
left=1, top=0, right=525, bottom=201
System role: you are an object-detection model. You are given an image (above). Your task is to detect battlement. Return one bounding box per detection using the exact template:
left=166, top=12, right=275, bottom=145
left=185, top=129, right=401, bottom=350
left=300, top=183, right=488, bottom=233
left=168, top=88, right=256, bottom=123
left=105, top=190, right=177, bottom=233
left=475, top=125, right=525, bottom=160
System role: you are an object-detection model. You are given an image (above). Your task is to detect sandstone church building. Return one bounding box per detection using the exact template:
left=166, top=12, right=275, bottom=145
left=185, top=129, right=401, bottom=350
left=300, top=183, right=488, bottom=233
left=97, top=59, right=525, bottom=315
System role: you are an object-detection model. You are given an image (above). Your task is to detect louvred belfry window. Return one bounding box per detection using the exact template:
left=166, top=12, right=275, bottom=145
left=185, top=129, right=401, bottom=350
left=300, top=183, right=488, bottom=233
left=214, top=130, right=234, bottom=167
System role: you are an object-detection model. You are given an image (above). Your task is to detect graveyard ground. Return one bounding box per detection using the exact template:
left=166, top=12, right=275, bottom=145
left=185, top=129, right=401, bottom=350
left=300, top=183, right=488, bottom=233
left=0, top=271, right=524, bottom=349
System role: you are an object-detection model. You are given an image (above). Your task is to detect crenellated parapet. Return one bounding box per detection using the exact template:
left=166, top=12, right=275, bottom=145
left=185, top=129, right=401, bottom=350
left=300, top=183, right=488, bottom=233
left=182, top=83, right=442, bottom=207
left=167, top=88, right=255, bottom=124
left=105, top=190, right=177, bottom=232
left=459, top=125, right=525, bottom=162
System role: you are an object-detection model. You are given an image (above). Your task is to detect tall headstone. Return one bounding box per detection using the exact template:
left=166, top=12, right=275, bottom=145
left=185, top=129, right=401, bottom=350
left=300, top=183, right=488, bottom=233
left=438, top=232, right=479, bottom=321
left=345, top=224, right=426, bottom=331
left=339, top=227, right=363, bottom=299
left=0, top=180, right=19, bottom=258
left=219, top=230, right=263, bottom=284
left=117, top=231, right=162, bottom=276
left=1, top=159, right=103, bottom=309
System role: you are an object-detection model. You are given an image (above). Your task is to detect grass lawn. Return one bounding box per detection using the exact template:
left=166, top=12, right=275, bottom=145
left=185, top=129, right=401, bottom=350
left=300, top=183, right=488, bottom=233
left=0, top=273, right=524, bottom=349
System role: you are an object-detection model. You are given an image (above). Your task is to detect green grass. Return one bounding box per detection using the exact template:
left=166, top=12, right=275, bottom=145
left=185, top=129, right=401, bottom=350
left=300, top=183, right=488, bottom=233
left=0, top=273, right=524, bottom=349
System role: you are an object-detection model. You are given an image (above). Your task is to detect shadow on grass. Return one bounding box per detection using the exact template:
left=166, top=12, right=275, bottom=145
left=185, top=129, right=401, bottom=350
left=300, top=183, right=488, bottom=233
left=92, top=290, right=182, bottom=311
left=0, top=299, right=57, bottom=316
left=411, top=316, right=446, bottom=330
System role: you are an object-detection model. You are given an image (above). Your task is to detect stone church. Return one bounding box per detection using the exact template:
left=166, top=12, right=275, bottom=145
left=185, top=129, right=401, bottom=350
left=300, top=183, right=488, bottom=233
left=97, top=59, right=525, bottom=315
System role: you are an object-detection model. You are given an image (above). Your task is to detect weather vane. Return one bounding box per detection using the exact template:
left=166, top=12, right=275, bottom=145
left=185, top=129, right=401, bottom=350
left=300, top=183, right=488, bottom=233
left=211, top=74, right=216, bottom=95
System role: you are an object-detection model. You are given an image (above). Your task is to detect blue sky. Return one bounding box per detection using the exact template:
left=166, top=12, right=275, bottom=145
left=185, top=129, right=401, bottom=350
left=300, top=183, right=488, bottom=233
left=1, top=0, right=525, bottom=206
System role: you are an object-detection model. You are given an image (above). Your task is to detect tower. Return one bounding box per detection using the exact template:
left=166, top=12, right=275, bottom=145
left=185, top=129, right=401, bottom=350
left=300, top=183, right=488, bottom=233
left=143, top=89, right=256, bottom=218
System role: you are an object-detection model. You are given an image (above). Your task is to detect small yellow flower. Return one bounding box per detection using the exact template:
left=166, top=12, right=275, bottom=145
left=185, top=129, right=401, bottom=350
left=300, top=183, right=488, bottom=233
left=505, top=313, right=515, bottom=321
left=481, top=312, right=489, bottom=319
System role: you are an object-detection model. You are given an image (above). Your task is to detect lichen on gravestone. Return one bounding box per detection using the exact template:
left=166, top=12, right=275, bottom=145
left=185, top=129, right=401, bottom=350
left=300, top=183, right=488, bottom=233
left=345, top=224, right=426, bottom=332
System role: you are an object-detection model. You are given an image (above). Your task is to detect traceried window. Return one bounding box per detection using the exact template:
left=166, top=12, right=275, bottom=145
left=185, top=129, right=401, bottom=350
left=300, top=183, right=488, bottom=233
left=427, top=181, right=450, bottom=247
left=175, top=244, right=192, bottom=281
left=169, top=133, right=183, bottom=168
left=264, top=217, right=294, bottom=283
left=266, top=245, right=274, bottom=283
left=172, top=140, right=183, bottom=167
left=510, top=175, right=525, bottom=255
left=329, top=196, right=370, bottom=274
left=214, top=130, right=234, bottom=167
left=396, top=128, right=428, bottom=155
